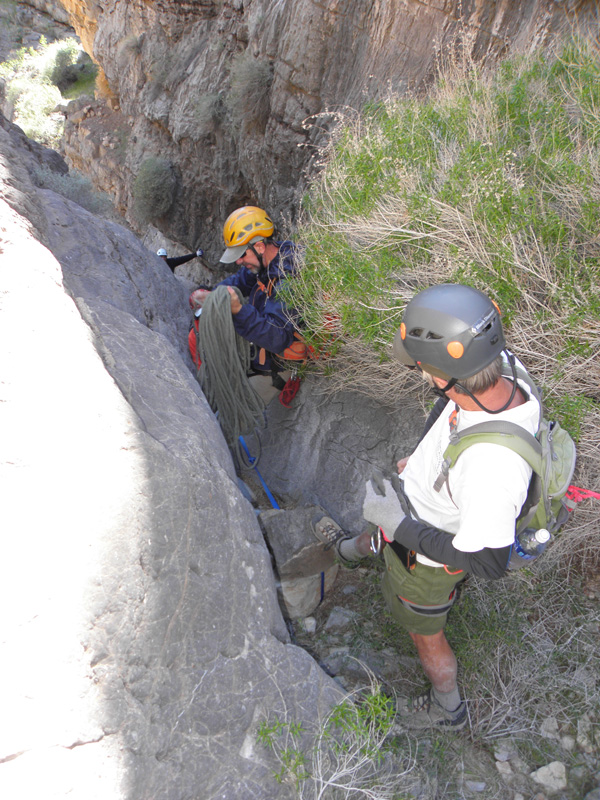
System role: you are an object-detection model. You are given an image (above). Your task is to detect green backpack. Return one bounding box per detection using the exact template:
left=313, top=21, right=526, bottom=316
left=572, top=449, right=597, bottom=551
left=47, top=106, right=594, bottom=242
left=433, top=365, right=577, bottom=567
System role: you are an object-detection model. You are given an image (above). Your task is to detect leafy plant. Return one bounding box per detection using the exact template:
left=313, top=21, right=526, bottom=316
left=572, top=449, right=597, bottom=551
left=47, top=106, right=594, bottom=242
left=46, top=39, right=96, bottom=93
left=256, top=675, right=419, bottom=798
left=7, top=78, right=62, bottom=145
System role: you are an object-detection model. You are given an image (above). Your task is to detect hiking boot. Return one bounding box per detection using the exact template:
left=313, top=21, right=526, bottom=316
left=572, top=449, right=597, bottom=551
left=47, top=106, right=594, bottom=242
left=311, top=515, right=357, bottom=566
left=397, top=689, right=468, bottom=731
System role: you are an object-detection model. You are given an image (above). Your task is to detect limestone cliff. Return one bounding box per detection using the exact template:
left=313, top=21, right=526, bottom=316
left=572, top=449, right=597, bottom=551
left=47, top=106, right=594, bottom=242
left=58, top=0, right=597, bottom=259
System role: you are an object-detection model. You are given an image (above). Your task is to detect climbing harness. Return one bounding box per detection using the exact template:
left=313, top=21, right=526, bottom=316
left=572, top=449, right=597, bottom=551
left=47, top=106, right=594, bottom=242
left=196, top=286, right=266, bottom=466
left=396, top=590, right=460, bottom=617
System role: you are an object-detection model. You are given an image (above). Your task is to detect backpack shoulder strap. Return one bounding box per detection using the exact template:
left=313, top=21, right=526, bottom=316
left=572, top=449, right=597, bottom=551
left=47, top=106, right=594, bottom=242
left=433, top=360, right=544, bottom=493
left=434, top=421, right=542, bottom=493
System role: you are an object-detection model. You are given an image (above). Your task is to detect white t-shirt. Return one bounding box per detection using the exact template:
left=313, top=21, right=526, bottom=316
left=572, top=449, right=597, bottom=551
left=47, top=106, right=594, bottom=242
left=401, top=372, right=540, bottom=567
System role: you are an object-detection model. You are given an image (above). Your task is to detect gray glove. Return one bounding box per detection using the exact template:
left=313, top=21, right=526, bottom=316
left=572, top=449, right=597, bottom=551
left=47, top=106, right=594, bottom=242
left=196, top=248, right=204, bottom=257
left=362, top=478, right=406, bottom=541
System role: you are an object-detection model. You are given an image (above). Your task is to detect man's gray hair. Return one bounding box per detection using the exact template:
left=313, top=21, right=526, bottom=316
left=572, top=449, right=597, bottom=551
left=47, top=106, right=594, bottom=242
left=454, top=354, right=504, bottom=395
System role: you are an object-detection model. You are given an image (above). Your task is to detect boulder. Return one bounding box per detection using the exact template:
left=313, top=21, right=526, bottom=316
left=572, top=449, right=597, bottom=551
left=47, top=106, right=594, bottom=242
left=259, top=506, right=339, bottom=618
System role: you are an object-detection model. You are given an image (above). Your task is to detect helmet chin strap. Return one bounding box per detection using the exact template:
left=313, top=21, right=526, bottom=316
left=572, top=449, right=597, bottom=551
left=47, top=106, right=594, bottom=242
left=249, top=243, right=265, bottom=271
left=432, top=350, right=519, bottom=414
left=431, top=377, right=457, bottom=399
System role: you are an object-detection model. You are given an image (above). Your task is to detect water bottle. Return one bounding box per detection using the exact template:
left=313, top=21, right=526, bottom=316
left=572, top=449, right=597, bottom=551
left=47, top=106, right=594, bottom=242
left=514, top=528, right=551, bottom=558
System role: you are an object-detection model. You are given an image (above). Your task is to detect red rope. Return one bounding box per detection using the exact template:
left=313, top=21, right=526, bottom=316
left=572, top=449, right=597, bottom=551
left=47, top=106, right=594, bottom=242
left=279, top=376, right=301, bottom=408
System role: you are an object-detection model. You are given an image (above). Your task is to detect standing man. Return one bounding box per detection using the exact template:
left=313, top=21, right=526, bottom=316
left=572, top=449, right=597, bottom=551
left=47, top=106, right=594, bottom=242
left=313, top=284, right=540, bottom=730
left=157, top=246, right=204, bottom=273
left=188, top=206, right=301, bottom=403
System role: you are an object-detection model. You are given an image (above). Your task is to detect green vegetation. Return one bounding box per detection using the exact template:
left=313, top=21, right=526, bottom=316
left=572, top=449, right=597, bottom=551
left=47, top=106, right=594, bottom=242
left=132, top=156, right=177, bottom=222
left=257, top=678, right=420, bottom=798
left=0, top=36, right=97, bottom=146
left=287, top=35, right=600, bottom=450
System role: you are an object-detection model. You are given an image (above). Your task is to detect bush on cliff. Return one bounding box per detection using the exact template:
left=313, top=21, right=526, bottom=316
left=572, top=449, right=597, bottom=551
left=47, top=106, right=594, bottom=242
left=226, top=51, right=272, bottom=132
left=132, top=156, right=177, bottom=223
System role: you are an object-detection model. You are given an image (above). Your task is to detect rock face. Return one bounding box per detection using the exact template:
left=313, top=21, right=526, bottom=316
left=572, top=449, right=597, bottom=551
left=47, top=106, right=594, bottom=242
left=256, top=379, right=424, bottom=534
left=22, top=0, right=71, bottom=25
left=58, top=0, right=599, bottom=260
left=0, top=112, right=343, bottom=799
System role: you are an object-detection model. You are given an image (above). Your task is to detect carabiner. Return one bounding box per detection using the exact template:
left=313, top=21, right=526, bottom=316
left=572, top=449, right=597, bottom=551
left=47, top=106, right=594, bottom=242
left=370, top=527, right=383, bottom=556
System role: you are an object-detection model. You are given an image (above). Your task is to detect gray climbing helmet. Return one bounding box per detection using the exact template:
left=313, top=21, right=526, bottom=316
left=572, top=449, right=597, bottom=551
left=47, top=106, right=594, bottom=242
left=392, top=284, right=505, bottom=380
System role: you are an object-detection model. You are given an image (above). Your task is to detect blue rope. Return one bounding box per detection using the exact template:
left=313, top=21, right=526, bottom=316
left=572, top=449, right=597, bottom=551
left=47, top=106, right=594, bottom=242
left=238, top=436, right=280, bottom=510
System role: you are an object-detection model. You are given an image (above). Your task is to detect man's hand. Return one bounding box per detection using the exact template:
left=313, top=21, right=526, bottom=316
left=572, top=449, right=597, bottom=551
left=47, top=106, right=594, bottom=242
left=196, top=248, right=203, bottom=257
left=362, top=478, right=406, bottom=542
left=227, top=286, right=242, bottom=314
left=189, top=288, right=211, bottom=311
left=397, top=456, right=410, bottom=475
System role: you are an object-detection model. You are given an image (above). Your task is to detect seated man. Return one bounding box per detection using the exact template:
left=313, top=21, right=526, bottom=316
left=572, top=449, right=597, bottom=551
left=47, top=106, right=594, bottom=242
left=188, top=206, right=301, bottom=403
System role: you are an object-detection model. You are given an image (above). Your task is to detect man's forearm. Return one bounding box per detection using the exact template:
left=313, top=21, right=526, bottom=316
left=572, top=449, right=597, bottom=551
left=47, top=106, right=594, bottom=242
left=394, top=516, right=512, bottom=580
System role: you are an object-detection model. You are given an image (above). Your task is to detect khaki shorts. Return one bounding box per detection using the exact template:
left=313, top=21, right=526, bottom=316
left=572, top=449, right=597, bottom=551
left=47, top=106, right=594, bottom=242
left=382, top=546, right=465, bottom=636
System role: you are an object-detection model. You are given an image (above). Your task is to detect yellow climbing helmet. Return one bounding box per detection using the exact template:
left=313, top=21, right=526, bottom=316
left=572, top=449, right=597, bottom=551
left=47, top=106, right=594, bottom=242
left=221, top=206, right=275, bottom=263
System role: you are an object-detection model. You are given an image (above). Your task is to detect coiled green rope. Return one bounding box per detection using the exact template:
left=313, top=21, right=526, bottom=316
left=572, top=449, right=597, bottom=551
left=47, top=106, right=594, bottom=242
left=196, top=285, right=266, bottom=461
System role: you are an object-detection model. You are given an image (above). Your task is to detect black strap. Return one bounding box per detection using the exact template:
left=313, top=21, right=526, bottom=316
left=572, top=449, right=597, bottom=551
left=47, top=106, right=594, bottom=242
left=271, top=370, right=286, bottom=390
left=389, top=540, right=417, bottom=572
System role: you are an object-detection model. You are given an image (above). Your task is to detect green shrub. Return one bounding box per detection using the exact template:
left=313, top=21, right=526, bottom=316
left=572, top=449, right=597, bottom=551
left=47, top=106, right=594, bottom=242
left=48, top=44, right=97, bottom=95
left=257, top=678, right=421, bottom=797
left=132, top=157, right=177, bottom=222
left=226, top=51, right=272, bottom=130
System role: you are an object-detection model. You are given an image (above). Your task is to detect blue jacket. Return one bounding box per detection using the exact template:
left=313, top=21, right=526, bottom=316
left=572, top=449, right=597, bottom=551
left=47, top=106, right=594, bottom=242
left=219, top=240, right=300, bottom=374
